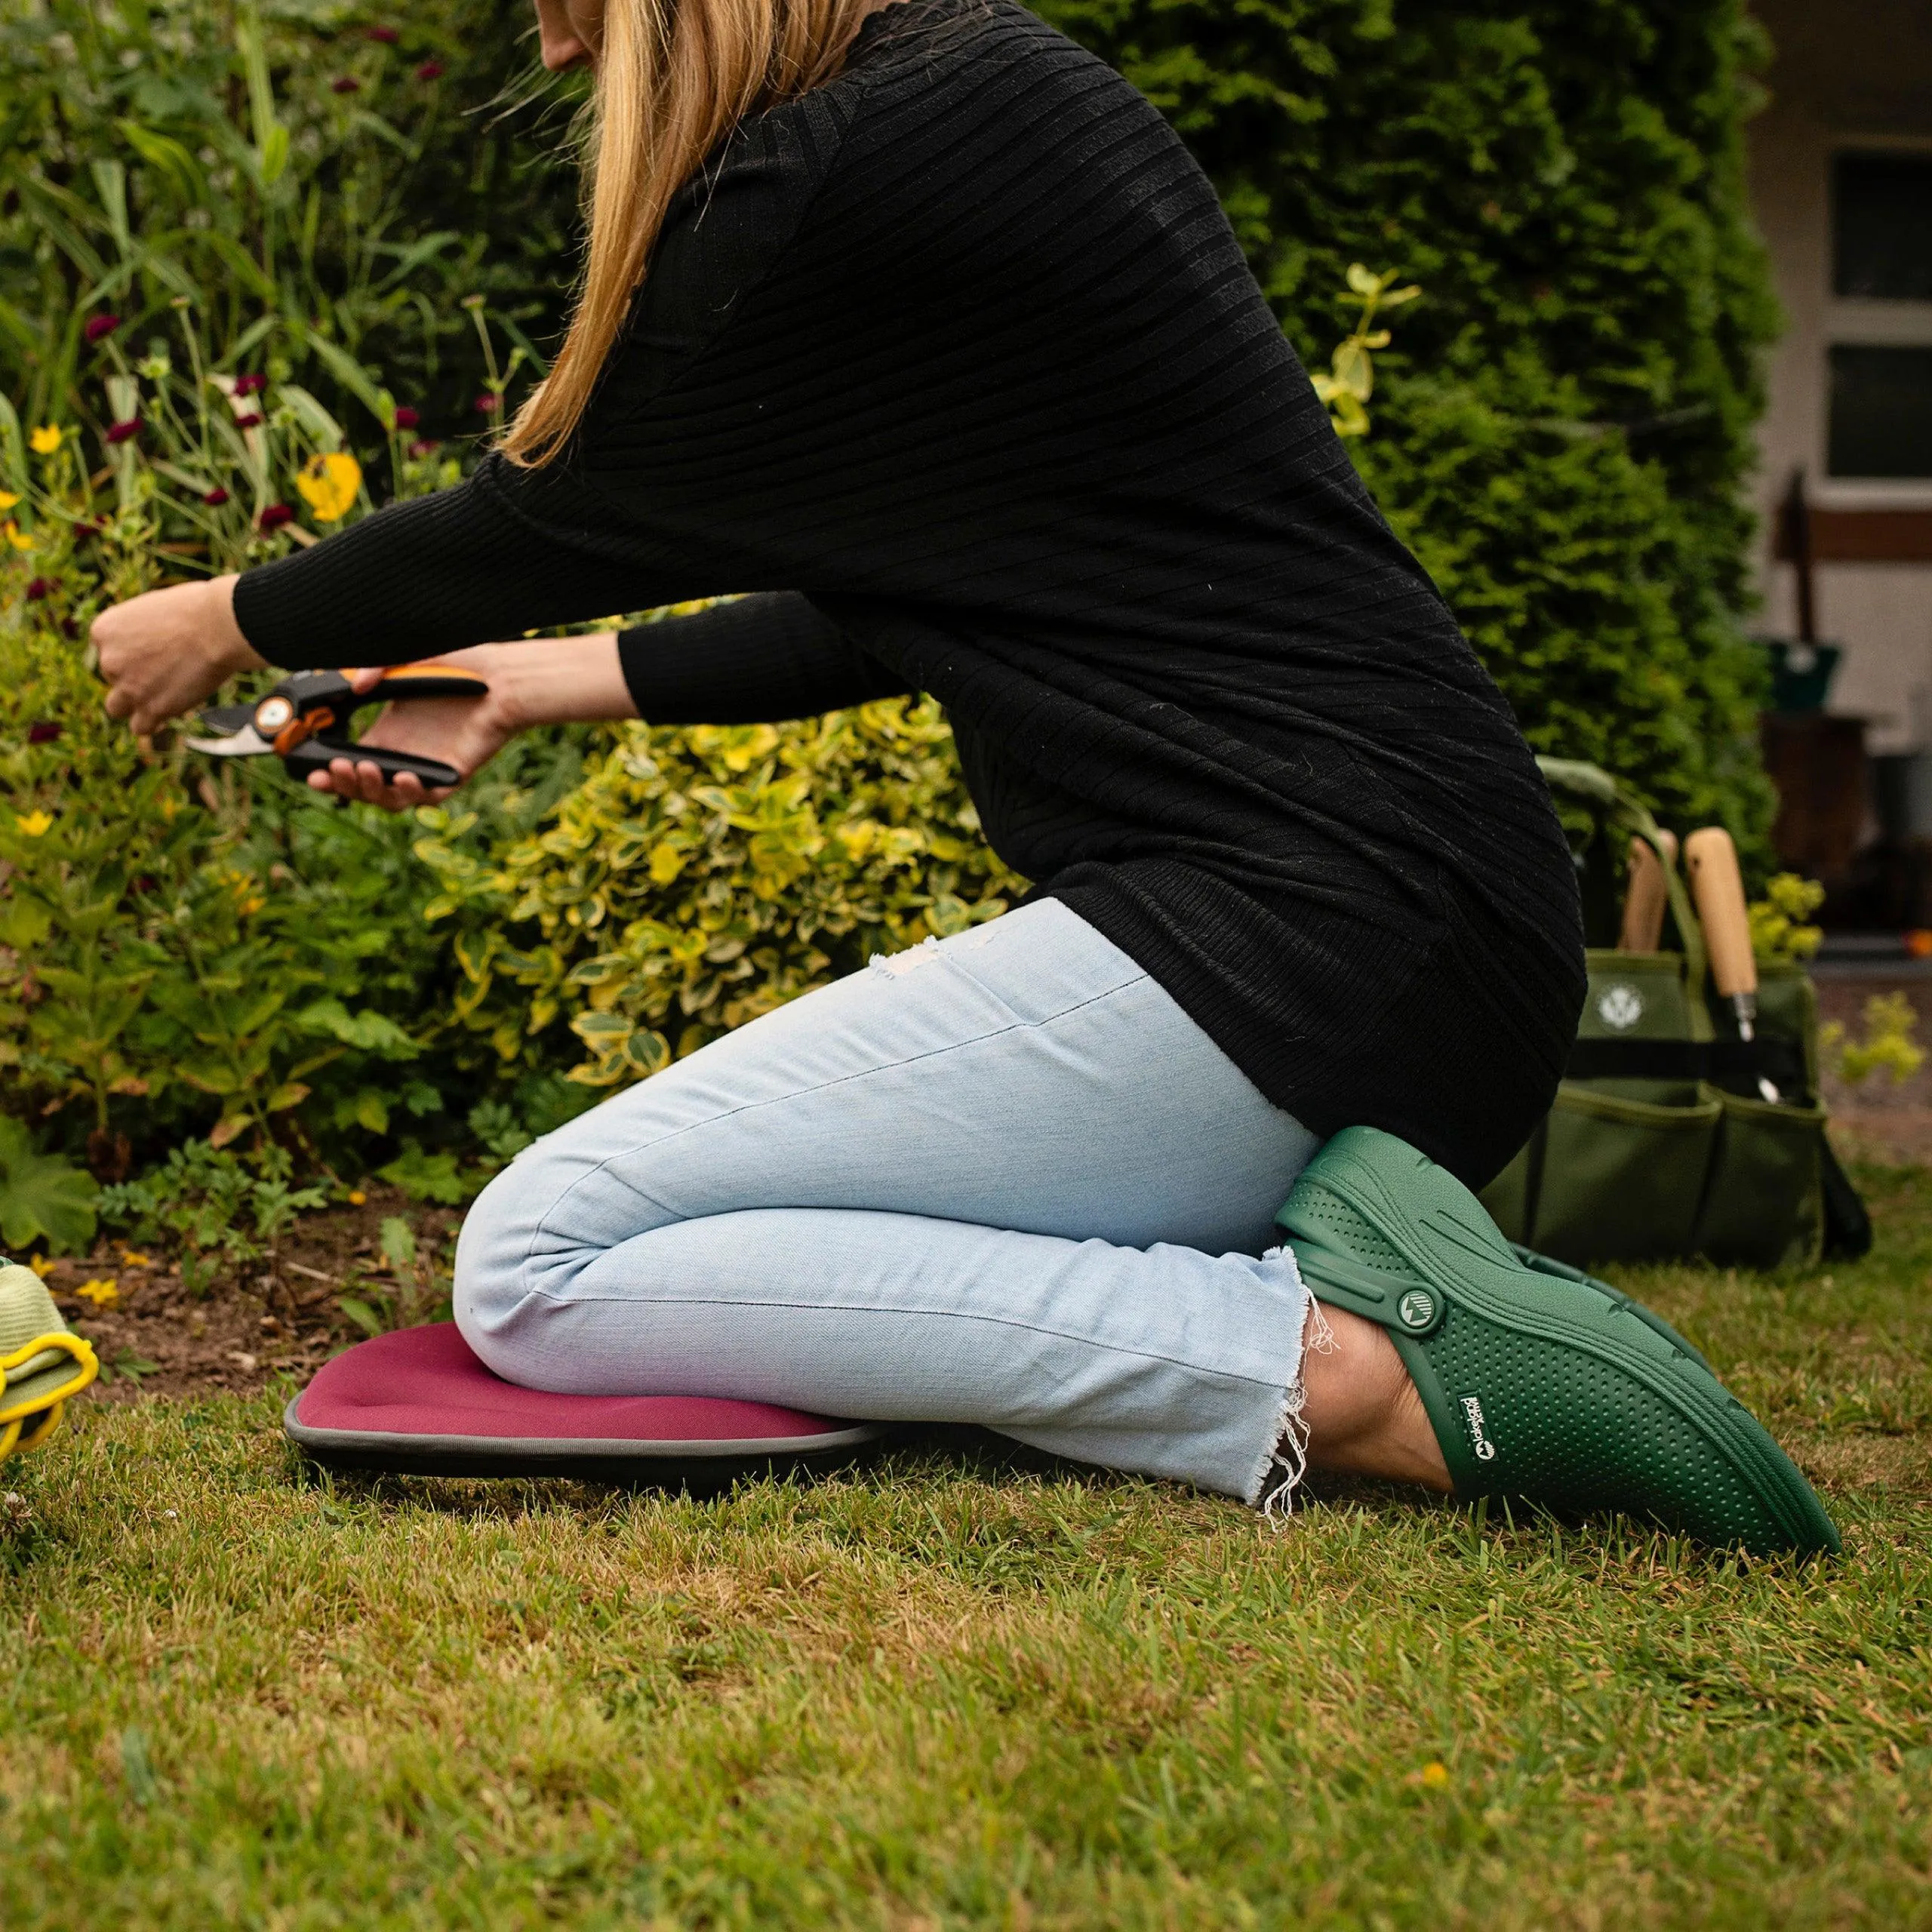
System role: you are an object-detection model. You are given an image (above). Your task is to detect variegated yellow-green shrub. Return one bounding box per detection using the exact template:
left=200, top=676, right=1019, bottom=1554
left=413, top=700, right=1024, bottom=1090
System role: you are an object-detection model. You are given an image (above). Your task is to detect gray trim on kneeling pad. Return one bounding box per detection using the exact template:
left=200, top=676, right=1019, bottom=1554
left=284, top=1398, right=888, bottom=1486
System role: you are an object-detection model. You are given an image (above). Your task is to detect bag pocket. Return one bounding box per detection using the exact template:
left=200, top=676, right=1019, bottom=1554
left=1694, top=1087, right=1827, bottom=1270
left=1477, top=1137, right=1535, bottom=1245
left=1529, top=1080, right=1721, bottom=1265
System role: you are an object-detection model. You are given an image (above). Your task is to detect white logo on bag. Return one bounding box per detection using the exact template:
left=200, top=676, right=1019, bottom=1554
left=1461, top=1395, right=1498, bottom=1461
left=1598, top=983, right=1644, bottom=1031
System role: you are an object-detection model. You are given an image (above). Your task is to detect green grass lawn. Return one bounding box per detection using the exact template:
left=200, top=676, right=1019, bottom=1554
left=3, top=1168, right=1930, bottom=1929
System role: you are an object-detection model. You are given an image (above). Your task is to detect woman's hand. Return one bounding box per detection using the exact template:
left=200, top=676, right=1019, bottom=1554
left=308, top=645, right=523, bottom=811
left=307, top=632, right=637, bottom=811
left=93, top=574, right=266, bottom=734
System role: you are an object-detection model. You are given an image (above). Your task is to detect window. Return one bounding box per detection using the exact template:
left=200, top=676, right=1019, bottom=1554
left=1827, top=151, right=1932, bottom=481
left=1829, top=347, right=1932, bottom=478
left=1835, top=154, right=1932, bottom=302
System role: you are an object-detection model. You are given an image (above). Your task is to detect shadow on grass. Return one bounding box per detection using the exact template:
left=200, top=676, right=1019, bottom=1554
left=276, top=1418, right=1151, bottom=1524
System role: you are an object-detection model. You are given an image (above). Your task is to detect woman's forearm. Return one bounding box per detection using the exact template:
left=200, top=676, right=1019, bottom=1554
left=493, top=633, right=640, bottom=728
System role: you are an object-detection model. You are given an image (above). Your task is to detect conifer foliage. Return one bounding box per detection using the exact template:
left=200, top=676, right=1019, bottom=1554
left=1039, top=0, right=1779, bottom=848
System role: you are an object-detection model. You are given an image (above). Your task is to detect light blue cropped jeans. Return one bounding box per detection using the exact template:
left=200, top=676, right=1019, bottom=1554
left=454, top=898, right=1321, bottom=1504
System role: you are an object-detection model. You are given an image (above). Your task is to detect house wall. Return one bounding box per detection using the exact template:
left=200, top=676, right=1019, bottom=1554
left=1747, top=0, right=1932, bottom=755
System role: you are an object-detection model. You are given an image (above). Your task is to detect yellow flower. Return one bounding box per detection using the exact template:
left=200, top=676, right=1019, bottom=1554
left=347, top=1189, right=367, bottom=1206
left=294, top=451, right=362, bottom=523
left=3, top=520, right=32, bottom=553
left=1420, top=1761, right=1451, bottom=1789
left=29, top=425, right=62, bottom=456
left=26, top=1256, right=54, bottom=1278
left=0, top=491, right=17, bottom=511
left=120, top=1251, right=153, bottom=1269
left=14, top=811, right=52, bottom=837
left=73, top=1278, right=120, bottom=1307
left=217, top=866, right=266, bottom=917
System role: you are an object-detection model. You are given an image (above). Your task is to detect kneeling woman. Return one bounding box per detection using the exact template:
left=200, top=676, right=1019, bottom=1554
left=95, top=0, right=1835, bottom=1552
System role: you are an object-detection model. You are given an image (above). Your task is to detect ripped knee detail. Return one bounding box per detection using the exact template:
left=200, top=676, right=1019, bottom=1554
left=869, top=935, right=946, bottom=979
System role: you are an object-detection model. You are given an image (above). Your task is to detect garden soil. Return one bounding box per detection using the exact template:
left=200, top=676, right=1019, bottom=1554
left=39, top=1187, right=462, bottom=1405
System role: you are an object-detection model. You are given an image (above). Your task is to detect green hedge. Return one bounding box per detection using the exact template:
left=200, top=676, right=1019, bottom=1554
left=5, top=0, right=1779, bottom=838
left=1038, top=0, right=1780, bottom=854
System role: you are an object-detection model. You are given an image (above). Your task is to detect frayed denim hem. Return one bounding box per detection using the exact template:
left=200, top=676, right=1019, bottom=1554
left=1247, top=1247, right=1332, bottom=1523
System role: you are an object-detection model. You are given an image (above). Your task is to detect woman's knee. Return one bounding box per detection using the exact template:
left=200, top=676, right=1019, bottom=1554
left=452, top=1155, right=571, bottom=1355
left=451, top=1131, right=690, bottom=1371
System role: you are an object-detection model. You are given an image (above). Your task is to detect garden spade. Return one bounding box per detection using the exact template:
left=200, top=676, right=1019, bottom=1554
left=1685, top=825, right=1781, bottom=1104
left=186, top=664, right=489, bottom=790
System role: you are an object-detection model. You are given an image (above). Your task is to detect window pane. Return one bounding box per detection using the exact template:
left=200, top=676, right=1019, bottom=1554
left=1834, top=153, right=1932, bottom=301
left=1829, top=346, right=1932, bottom=477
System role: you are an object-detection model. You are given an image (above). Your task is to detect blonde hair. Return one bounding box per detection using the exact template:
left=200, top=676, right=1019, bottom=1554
left=506, top=0, right=881, bottom=468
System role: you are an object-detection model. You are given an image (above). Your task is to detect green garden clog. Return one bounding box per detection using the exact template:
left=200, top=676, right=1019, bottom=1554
left=1277, top=1128, right=1840, bottom=1558
left=0, top=1263, right=97, bottom=1460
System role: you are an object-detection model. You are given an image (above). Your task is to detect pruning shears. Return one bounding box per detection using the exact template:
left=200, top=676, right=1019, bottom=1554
left=185, top=665, right=488, bottom=790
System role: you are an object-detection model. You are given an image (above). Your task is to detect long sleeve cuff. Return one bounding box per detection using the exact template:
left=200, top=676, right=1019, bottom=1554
left=617, top=594, right=915, bottom=724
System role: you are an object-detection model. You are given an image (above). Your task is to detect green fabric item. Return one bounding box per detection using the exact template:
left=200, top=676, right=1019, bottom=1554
left=2, top=1356, right=84, bottom=1416
left=0, top=1263, right=71, bottom=1373
left=1475, top=758, right=1851, bottom=1272
left=1278, top=1127, right=1841, bottom=1559
left=0, top=1263, right=85, bottom=1414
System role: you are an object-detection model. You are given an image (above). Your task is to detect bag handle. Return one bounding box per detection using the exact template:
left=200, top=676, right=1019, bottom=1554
left=1537, top=757, right=1713, bottom=1043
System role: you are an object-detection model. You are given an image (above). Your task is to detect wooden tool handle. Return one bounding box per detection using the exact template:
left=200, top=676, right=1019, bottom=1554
left=1684, top=826, right=1757, bottom=998
left=1617, top=829, right=1678, bottom=953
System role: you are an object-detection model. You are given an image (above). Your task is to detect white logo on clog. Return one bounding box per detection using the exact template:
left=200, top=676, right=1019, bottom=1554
left=1461, top=1395, right=1497, bottom=1461
left=1598, top=983, right=1644, bottom=1031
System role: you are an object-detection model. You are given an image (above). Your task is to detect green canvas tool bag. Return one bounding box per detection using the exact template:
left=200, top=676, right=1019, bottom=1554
left=1475, top=758, right=1870, bottom=1271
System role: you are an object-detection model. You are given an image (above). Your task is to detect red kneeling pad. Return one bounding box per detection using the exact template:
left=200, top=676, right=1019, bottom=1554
left=285, top=1323, right=884, bottom=1487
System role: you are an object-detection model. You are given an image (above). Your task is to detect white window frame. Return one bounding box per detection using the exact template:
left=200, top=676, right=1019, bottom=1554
left=1818, top=134, right=1932, bottom=508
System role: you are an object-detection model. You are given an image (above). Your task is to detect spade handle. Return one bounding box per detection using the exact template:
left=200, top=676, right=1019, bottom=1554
left=1685, top=826, right=1758, bottom=1035
left=1617, top=829, right=1678, bottom=953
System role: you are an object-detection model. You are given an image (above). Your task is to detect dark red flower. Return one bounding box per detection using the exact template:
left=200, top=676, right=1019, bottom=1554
left=408, top=438, right=439, bottom=459
left=28, top=722, right=60, bottom=745
left=392, top=405, right=420, bottom=429
left=131, top=875, right=156, bottom=894
left=474, top=392, right=501, bottom=415
left=23, top=577, right=52, bottom=601
left=60, top=618, right=78, bottom=639
left=331, top=75, right=360, bottom=94
left=74, top=519, right=103, bottom=538
left=232, top=373, right=266, bottom=396
left=203, top=486, right=231, bottom=506
left=233, top=412, right=263, bottom=431
left=105, top=417, right=143, bottom=445
left=414, top=60, right=443, bottom=79
left=257, top=503, right=294, bottom=531
left=365, top=24, right=399, bottom=41
left=83, top=315, right=120, bottom=343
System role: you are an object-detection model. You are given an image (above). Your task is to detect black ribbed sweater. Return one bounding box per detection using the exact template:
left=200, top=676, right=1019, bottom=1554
left=235, top=0, right=1586, bottom=1186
